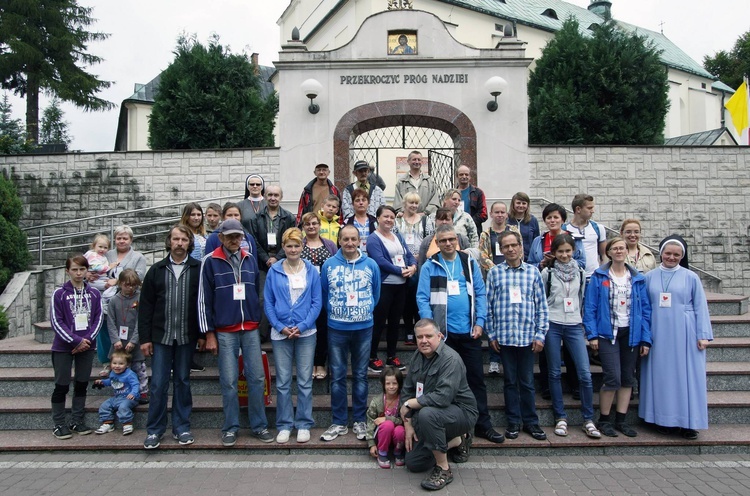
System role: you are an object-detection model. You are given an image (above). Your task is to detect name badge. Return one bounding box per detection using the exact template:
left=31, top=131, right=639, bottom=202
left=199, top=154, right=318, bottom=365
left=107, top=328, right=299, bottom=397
left=394, top=254, right=405, bottom=267
left=233, top=283, right=246, bottom=300
left=267, top=233, right=277, bottom=247
left=360, top=240, right=367, bottom=250
left=620, top=299, right=627, bottom=307
left=510, top=287, right=522, bottom=304
left=660, top=292, right=672, bottom=308
left=405, top=232, right=415, bottom=245
left=290, top=273, right=305, bottom=290
left=563, top=298, right=575, bottom=313
left=74, top=312, right=88, bottom=331
left=447, top=280, right=460, bottom=295
left=495, top=242, right=501, bottom=255
left=458, top=200, right=465, bottom=211
left=346, top=291, right=359, bottom=307
left=119, top=326, right=129, bottom=339
left=416, top=382, right=424, bottom=398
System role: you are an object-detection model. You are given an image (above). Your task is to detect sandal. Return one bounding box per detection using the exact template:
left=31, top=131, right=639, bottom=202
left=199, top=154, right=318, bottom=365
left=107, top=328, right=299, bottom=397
left=582, top=420, right=602, bottom=439
left=554, top=419, right=568, bottom=437
left=98, top=365, right=111, bottom=377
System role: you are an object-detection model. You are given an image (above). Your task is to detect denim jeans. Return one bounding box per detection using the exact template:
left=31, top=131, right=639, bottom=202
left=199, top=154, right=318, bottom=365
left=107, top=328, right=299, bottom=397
left=499, top=344, right=539, bottom=426
left=271, top=333, right=316, bottom=431
left=99, top=395, right=139, bottom=424
left=147, top=341, right=194, bottom=436
left=217, top=330, right=268, bottom=433
left=328, top=327, right=372, bottom=425
left=545, top=323, right=594, bottom=421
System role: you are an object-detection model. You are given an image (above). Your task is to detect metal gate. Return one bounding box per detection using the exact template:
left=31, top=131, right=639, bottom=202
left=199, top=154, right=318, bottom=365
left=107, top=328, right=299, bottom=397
left=427, top=150, right=454, bottom=198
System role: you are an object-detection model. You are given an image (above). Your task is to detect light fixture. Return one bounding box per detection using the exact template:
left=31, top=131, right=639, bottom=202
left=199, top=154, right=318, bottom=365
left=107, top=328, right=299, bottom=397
left=485, top=76, right=508, bottom=112
left=301, top=79, right=323, bottom=114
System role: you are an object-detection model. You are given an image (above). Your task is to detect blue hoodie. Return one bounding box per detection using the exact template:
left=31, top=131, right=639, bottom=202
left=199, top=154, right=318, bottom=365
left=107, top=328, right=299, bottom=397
left=264, top=259, right=322, bottom=332
left=321, top=249, right=381, bottom=331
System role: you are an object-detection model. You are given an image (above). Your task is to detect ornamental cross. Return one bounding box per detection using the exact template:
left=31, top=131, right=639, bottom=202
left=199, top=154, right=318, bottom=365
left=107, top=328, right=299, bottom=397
left=388, top=0, right=413, bottom=10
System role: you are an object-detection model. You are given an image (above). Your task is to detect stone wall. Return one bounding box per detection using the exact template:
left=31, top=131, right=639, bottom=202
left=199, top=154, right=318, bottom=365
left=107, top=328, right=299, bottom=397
left=529, top=146, right=750, bottom=295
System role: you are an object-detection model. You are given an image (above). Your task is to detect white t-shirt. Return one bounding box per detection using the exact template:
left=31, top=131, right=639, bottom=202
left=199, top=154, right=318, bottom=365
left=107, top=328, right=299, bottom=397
left=566, top=221, right=606, bottom=276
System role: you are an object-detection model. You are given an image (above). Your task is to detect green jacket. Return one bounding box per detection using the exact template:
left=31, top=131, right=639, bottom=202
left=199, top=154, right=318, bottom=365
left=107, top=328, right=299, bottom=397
left=365, top=394, right=403, bottom=447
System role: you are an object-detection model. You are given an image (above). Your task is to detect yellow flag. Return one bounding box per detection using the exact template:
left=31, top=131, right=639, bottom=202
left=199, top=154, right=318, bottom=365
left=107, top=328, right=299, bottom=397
left=725, top=78, right=749, bottom=134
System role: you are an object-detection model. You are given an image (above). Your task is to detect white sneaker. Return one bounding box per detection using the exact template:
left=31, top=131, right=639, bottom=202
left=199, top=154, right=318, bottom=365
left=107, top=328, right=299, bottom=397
left=297, top=429, right=311, bottom=443
left=122, top=424, right=134, bottom=436
left=488, top=362, right=500, bottom=374
left=95, top=423, right=114, bottom=435
left=276, top=430, right=291, bottom=444
left=353, top=421, right=367, bottom=441
left=320, top=424, right=348, bottom=441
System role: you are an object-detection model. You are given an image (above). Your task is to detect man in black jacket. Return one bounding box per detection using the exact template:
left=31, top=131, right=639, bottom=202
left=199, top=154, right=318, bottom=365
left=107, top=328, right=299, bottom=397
left=139, top=225, right=203, bottom=450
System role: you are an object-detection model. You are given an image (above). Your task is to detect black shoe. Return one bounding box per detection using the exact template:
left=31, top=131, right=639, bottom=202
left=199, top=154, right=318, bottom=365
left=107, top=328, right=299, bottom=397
left=598, top=422, right=618, bottom=437
left=540, top=389, right=551, bottom=400
left=449, top=433, right=472, bottom=463
left=53, top=425, right=73, bottom=440
left=656, top=425, right=678, bottom=436
left=504, top=424, right=520, bottom=440
left=522, top=424, right=547, bottom=441
left=69, top=423, right=92, bottom=435
left=420, top=465, right=453, bottom=491
left=190, top=361, right=205, bottom=372
left=475, top=427, right=505, bottom=444
left=681, top=428, right=699, bottom=440
left=571, top=389, right=581, bottom=401
left=615, top=423, right=637, bottom=437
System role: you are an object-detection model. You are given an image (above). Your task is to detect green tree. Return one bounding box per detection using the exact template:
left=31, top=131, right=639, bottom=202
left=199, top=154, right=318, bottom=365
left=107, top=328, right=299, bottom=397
left=0, top=93, right=31, bottom=154
left=0, top=171, right=31, bottom=293
left=528, top=18, right=670, bottom=145
left=148, top=34, right=278, bottom=150
left=703, top=30, right=750, bottom=91
left=39, top=97, right=72, bottom=146
left=0, top=0, right=113, bottom=145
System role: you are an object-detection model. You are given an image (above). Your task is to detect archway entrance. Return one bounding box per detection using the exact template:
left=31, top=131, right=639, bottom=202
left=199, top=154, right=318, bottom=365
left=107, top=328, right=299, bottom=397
left=332, top=100, right=477, bottom=196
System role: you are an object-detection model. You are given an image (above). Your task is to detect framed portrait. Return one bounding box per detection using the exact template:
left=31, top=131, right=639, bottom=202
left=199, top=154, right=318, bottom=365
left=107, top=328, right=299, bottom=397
left=388, top=31, right=417, bottom=55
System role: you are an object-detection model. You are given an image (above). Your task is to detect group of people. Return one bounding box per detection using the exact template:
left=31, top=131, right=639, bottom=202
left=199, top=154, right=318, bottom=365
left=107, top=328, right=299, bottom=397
left=48, top=155, right=713, bottom=492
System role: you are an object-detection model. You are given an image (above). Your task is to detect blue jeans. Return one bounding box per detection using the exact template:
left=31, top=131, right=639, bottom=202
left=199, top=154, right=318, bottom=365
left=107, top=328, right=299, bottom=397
left=545, top=323, right=594, bottom=421
left=147, top=342, right=194, bottom=436
left=328, top=327, right=372, bottom=426
left=217, top=330, right=268, bottom=433
left=272, top=334, right=316, bottom=430
left=499, top=345, right=539, bottom=426
left=99, top=395, right=139, bottom=424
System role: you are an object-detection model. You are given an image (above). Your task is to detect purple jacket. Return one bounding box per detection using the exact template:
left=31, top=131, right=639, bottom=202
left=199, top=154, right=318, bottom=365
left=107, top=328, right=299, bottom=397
left=50, top=281, right=103, bottom=353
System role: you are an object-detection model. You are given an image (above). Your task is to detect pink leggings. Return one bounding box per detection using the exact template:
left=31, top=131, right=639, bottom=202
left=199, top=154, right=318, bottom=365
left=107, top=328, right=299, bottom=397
left=376, top=420, right=405, bottom=456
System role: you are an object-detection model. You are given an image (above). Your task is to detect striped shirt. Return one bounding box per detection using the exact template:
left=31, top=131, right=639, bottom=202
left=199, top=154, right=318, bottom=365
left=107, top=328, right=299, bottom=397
left=485, top=261, right=549, bottom=346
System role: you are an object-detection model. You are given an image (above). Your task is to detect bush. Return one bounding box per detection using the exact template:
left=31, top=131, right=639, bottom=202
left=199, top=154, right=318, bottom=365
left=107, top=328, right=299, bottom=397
left=0, top=171, right=31, bottom=293
left=0, top=306, right=9, bottom=340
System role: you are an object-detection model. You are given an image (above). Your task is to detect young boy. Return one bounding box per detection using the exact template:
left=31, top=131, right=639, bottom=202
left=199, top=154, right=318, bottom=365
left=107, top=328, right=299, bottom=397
left=93, top=349, right=140, bottom=435
left=317, top=194, right=341, bottom=243
left=205, top=203, right=222, bottom=233
left=562, top=193, right=607, bottom=279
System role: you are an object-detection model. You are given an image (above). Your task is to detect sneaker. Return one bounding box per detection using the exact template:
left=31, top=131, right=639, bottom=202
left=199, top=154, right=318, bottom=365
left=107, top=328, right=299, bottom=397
left=395, top=456, right=405, bottom=467
left=404, top=334, right=416, bottom=345
left=95, top=423, right=115, bottom=435
left=320, top=424, right=348, bottom=441
left=523, top=424, right=547, bottom=441
left=122, top=424, right=134, bottom=436
left=251, top=428, right=274, bottom=443
left=190, top=361, right=205, bottom=372
left=504, top=423, right=520, bottom=440
left=421, top=464, right=453, bottom=491
left=377, top=454, right=391, bottom=469
left=353, top=421, right=367, bottom=440
left=386, top=356, right=406, bottom=371
left=53, top=424, right=73, bottom=440
left=488, top=361, right=500, bottom=374
left=222, top=431, right=237, bottom=447
left=368, top=358, right=384, bottom=373
left=173, top=431, right=195, bottom=445
left=143, top=433, right=163, bottom=449
left=70, top=423, right=93, bottom=435
left=138, top=392, right=149, bottom=405
left=276, top=430, right=291, bottom=444
left=449, top=433, right=472, bottom=464
left=296, top=429, right=311, bottom=443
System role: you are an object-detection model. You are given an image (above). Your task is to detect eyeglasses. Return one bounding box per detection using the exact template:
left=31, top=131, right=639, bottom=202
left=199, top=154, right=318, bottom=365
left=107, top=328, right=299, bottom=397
left=437, top=237, right=457, bottom=244
left=609, top=246, right=627, bottom=252
left=501, top=243, right=521, bottom=250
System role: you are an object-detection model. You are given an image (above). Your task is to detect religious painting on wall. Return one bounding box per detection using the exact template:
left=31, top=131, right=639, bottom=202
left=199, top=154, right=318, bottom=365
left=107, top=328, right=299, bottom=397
left=388, top=31, right=417, bottom=55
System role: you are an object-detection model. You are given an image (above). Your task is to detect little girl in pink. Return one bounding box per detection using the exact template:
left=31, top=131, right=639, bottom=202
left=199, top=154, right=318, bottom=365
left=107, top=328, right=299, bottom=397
left=366, top=366, right=406, bottom=468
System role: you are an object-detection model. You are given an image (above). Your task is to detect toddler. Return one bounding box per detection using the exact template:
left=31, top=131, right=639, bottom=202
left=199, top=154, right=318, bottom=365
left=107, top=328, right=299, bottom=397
left=84, top=234, right=116, bottom=292
left=93, top=349, right=139, bottom=435
left=366, top=366, right=405, bottom=468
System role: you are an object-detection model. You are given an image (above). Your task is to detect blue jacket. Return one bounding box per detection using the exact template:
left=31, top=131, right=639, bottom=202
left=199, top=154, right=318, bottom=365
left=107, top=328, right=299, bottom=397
left=527, top=231, right=586, bottom=270
left=365, top=231, right=417, bottom=282
left=321, top=249, right=381, bottom=331
left=264, top=259, right=322, bottom=333
left=583, top=262, right=652, bottom=348
left=198, top=246, right=261, bottom=333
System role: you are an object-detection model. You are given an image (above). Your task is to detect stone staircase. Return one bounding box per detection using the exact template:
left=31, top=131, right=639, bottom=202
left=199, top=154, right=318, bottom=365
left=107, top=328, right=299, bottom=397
left=1, top=293, right=749, bottom=455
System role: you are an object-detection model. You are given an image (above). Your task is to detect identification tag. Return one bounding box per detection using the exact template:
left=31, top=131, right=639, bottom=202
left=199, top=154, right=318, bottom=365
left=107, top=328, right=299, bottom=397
left=290, top=273, right=305, bottom=290
left=660, top=292, right=672, bottom=308
left=620, top=299, right=627, bottom=307
left=394, top=255, right=405, bottom=267
left=405, top=232, right=415, bottom=245
left=267, top=233, right=277, bottom=247
left=495, top=242, right=501, bottom=256
left=346, top=292, right=359, bottom=307
left=458, top=200, right=465, bottom=211
left=510, top=287, right=522, bottom=304
left=416, top=382, right=424, bottom=398
left=74, top=312, right=88, bottom=331
left=119, top=326, right=129, bottom=339
left=233, top=283, right=246, bottom=300
left=360, top=240, right=367, bottom=251
left=447, top=280, right=460, bottom=295
left=563, top=298, right=575, bottom=313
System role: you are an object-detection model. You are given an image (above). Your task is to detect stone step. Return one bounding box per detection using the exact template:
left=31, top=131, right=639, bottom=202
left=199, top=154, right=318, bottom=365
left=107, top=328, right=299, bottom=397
left=709, top=314, right=750, bottom=338
left=0, top=390, right=747, bottom=431
left=0, top=423, right=747, bottom=456
left=705, top=337, right=750, bottom=362
left=706, top=292, right=748, bottom=316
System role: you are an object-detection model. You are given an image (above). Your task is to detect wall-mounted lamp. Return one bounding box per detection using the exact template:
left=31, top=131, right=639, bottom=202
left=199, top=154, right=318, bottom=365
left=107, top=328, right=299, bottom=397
left=484, top=76, right=508, bottom=112
left=301, top=79, right=323, bottom=114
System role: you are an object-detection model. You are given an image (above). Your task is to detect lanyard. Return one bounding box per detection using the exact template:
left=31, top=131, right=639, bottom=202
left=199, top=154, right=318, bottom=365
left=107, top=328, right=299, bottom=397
left=661, top=271, right=676, bottom=292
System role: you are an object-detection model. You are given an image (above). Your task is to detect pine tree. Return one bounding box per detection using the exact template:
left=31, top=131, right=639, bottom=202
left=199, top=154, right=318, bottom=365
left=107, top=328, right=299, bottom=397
left=0, top=93, right=31, bottom=154
left=39, top=98, right=72, bottom=147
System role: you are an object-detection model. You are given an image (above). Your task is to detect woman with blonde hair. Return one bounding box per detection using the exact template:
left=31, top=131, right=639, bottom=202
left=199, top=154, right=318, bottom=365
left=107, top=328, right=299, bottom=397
left=506, top=192, right=540, bottom=262
left=619, top=219, right=656, bottom=273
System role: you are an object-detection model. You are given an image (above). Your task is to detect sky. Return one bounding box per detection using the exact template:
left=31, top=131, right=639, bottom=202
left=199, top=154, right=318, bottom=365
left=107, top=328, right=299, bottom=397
left=3, top=0, right=748, bottom=152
